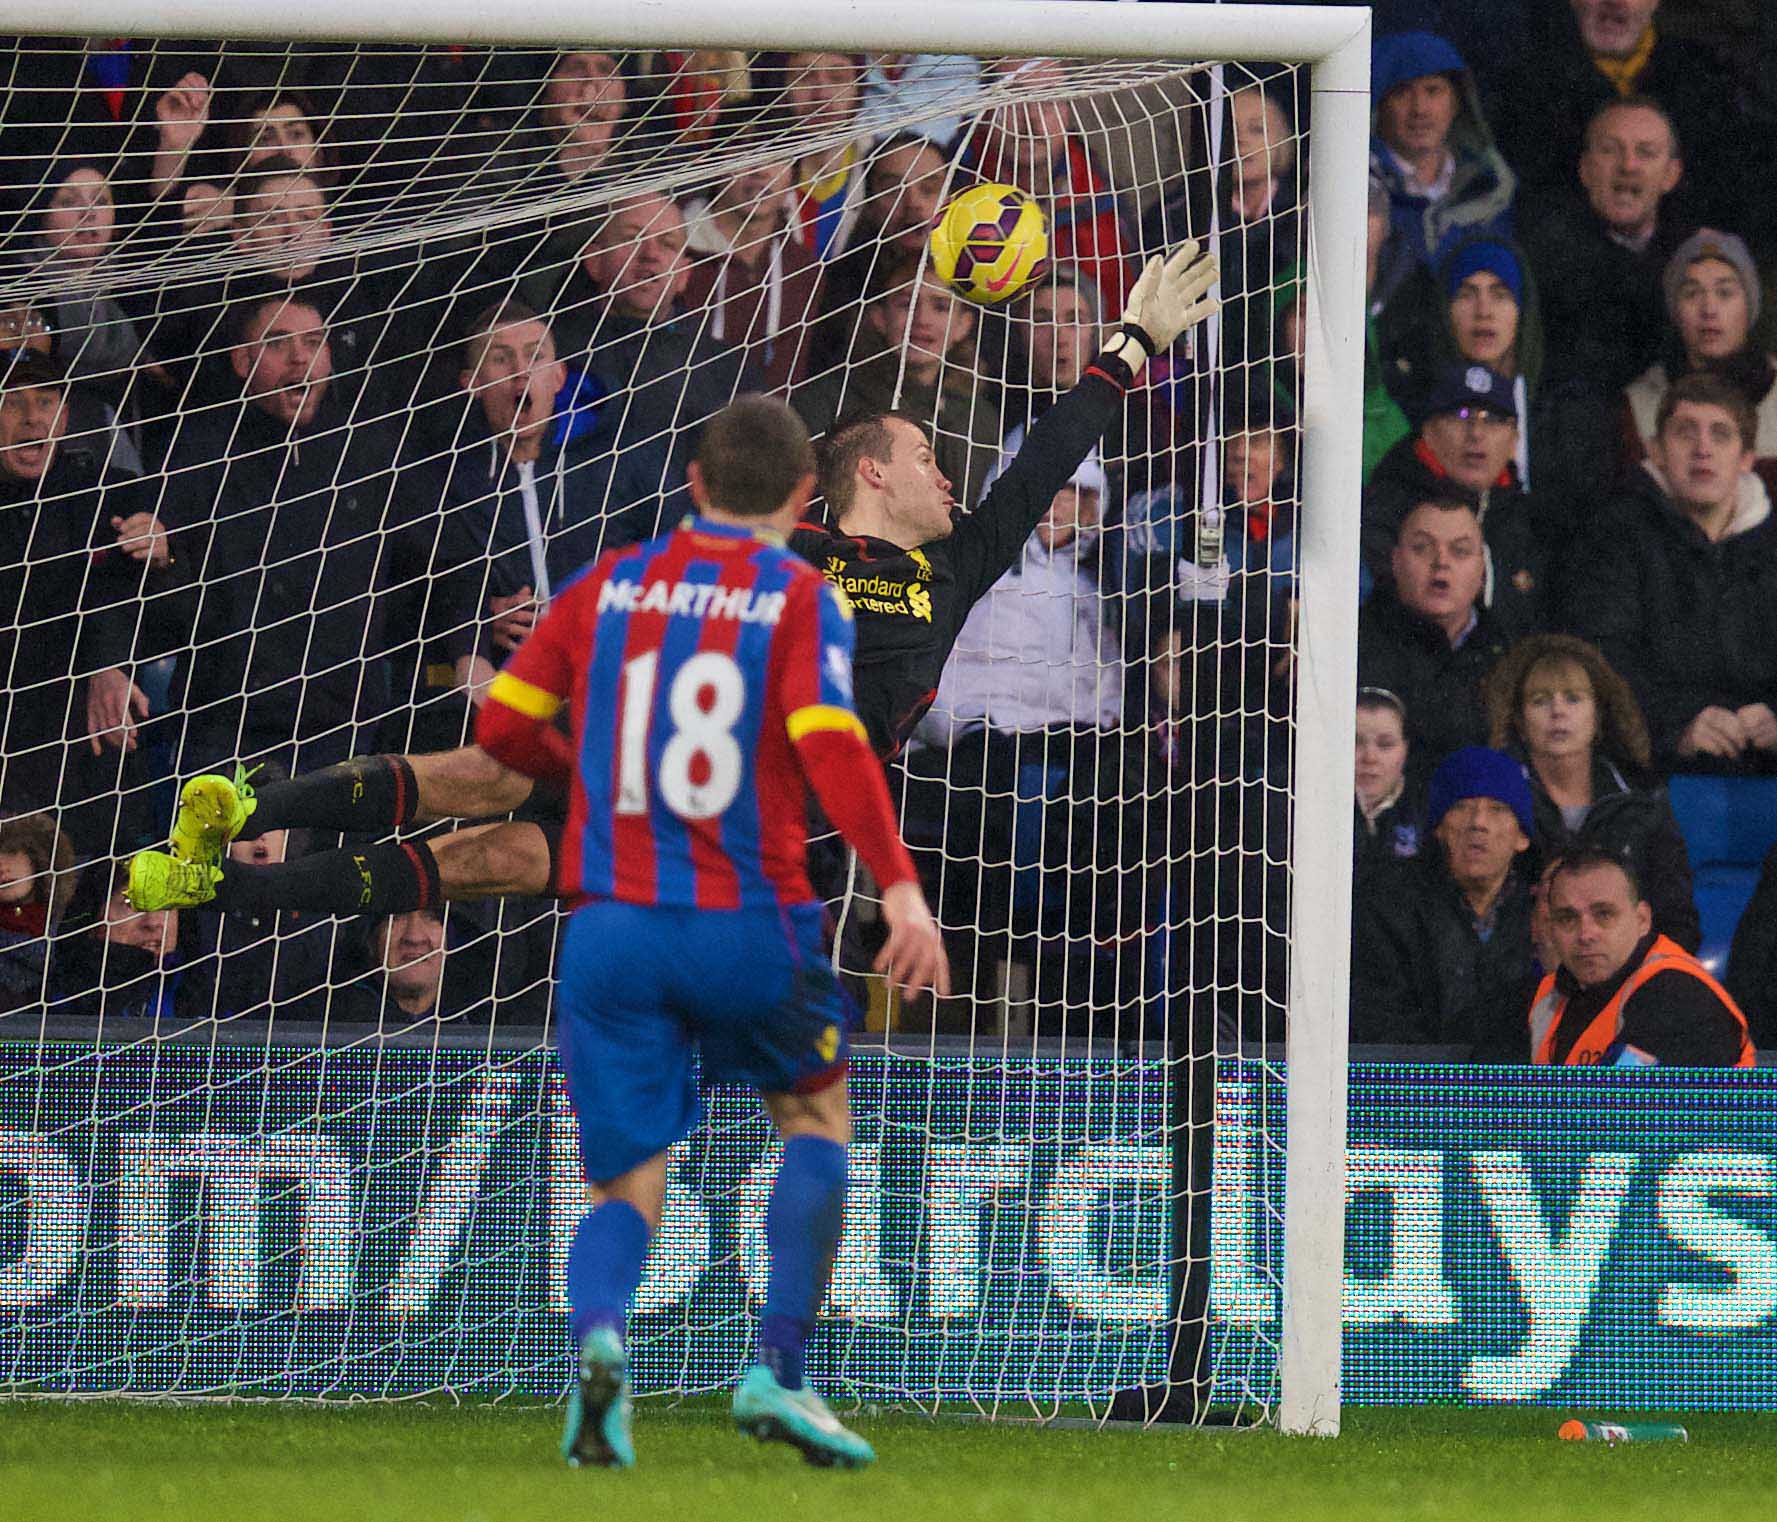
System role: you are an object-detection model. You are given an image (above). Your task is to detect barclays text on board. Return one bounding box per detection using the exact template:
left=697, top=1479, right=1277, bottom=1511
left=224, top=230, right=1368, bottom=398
left=1, top=1043, right=1774, bottom=1407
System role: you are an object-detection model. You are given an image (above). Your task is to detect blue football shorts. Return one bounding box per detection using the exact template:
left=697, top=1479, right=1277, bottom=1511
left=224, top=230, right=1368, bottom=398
left=555, top=898, right=855, bottom=1183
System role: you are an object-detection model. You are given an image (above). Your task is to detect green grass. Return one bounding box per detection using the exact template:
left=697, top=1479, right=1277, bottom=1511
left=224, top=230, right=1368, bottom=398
left=2, top=1400, right=1774, bottom=1522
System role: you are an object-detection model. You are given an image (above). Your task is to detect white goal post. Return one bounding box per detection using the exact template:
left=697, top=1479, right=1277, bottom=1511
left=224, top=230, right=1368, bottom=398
left=0, top=0, right=1367, bottom=1435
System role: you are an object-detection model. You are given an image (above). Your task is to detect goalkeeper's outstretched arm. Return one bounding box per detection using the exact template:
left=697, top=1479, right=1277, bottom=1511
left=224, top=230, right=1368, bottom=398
left=945, top=240, right=1219, bottom=610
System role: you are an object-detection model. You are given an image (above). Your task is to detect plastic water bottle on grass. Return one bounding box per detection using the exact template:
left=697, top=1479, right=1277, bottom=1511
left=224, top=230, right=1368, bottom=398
left=1558, top=1420, right=1689, bottom=1445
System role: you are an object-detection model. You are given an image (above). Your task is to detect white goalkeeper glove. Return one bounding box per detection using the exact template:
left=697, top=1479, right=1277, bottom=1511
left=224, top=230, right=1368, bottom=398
left=1101, top=240, right=1220, bottom=377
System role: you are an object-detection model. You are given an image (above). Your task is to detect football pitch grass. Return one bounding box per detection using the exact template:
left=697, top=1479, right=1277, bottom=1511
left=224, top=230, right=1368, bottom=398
left=3, top=1401, right=1774, bottom=1522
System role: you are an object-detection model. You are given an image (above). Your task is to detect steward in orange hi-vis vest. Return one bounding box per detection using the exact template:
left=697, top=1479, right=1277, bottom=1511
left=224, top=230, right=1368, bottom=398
left=1529, top=933, right=1754, bottom=1068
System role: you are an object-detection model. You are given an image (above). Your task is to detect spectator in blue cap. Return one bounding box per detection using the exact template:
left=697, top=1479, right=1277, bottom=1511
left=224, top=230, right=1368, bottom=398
left=1447, top=240, right=1616, bottom=530
left=1361, top=363, right=1548, bottom=641
left=1394, top=243, right=1528, bottom=422
left=1350, top=745, right=1540, bottom=1061
left=1427, top=744, right=1538, bottom=840
left=1369, top=31, right=1515, bottom=311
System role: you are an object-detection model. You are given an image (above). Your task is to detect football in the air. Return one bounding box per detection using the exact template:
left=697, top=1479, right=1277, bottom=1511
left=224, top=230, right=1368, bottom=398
left=928, top=182, right=1048, bottom=306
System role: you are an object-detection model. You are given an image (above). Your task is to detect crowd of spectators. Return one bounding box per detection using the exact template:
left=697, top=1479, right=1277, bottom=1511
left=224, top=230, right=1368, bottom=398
left=0, top=8, right=1773, bottom=1063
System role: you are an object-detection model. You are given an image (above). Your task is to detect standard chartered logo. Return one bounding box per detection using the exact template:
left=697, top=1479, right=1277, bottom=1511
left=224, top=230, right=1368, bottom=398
left=821, top=566, right=933, bottom=621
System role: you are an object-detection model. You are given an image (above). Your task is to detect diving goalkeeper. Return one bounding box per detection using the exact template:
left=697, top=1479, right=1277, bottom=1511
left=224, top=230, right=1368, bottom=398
left=127, top=242, right=1218, bottom=917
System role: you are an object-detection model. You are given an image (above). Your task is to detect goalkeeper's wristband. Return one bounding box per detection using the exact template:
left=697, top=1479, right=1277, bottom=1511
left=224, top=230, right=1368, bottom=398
left=1114, top=319, right=1158, bottom=355
left=1093, top=323, right=1157, bottom=388
left=1089, top=342, right=1141, bottom=391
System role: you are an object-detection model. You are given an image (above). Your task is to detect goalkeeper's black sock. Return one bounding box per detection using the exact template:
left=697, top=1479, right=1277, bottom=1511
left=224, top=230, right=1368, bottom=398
left=216, top=839, right=441, bottom=917
left=246, top=755, right=421, bottom=838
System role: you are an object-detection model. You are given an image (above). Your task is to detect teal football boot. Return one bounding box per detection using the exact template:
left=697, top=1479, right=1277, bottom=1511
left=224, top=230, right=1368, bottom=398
left=561, top=1327, right=634, bottom=1470
left=732, top=1364, right=874, bottom=1469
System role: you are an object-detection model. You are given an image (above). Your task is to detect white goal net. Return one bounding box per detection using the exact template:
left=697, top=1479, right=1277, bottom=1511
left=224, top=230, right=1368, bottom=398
left=0, top=15, right=1362, bottom=1430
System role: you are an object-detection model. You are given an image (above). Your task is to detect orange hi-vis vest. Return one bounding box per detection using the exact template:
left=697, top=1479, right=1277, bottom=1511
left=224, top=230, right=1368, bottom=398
left=1528, top=933, right=1755, bottom=1067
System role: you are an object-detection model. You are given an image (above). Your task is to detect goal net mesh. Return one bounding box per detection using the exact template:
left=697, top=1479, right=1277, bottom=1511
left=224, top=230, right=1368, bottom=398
left=0, top=39, right=1306, bottom=1422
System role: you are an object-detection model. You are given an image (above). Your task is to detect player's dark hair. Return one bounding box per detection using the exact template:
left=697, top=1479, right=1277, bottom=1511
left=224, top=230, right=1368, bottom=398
left=1656, top=371, right=1758, bottom=452
left=1546, top=844, right=1644, bottom=906
left=694, top=394, right=816, bottom=517
left=818, top=408, right=926, bottom=519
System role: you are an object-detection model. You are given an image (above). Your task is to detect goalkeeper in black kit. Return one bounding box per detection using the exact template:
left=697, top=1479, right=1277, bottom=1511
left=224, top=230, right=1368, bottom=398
left=796, top=241, right=1218, bottom=757
left=125, top=243, right=1219, bottom=920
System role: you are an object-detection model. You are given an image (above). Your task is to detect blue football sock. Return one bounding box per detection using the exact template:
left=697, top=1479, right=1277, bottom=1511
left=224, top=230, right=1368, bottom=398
left=567, top=1199, right=652, bottom=1347
left=761, top=1135, right=848, bottom=1390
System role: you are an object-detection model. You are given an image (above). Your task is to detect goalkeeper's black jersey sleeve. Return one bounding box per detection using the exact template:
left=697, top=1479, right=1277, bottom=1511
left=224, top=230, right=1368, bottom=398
left=790, top=361, right=1129, bottom=757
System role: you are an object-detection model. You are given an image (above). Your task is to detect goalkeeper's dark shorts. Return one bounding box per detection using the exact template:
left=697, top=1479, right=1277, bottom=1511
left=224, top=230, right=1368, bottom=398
left=512, top=776, right=571, bottom=899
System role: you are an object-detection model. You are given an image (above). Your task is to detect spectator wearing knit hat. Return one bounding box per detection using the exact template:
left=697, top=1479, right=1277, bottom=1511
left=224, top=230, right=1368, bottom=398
left=1378, top=236, right=1618, bottom=539
left=1620, top=229, right=1777, bottom=496
left=1350, top=745, right=1540, bottom=1060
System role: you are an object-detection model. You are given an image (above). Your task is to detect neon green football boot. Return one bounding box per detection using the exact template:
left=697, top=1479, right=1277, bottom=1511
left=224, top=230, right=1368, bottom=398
left=168, top=766, right=258, bottom=868
left=126, top=850, right=222, bottom=912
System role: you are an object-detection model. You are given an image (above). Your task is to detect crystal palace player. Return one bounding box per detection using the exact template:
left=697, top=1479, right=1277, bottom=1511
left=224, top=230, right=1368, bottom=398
left=125, top=243, right=1217, bottom=918
left=491, top=396, right=944, bottom=1469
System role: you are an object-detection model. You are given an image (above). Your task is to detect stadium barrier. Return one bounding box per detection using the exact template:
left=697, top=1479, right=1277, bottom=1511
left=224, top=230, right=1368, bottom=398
left=3, top=1032, right=1773, bottom=1410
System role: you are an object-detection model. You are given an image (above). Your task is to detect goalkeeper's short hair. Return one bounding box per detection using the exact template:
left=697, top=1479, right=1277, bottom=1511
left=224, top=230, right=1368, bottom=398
left=816, top=409, right=928, bottom=519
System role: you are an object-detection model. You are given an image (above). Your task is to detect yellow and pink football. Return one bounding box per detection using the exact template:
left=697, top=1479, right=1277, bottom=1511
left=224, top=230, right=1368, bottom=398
left=928, top=182, right=1049, bottom=306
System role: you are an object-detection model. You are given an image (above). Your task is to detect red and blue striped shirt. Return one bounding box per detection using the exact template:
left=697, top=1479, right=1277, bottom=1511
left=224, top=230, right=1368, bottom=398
left=476, top=516, right=914, bottom=909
